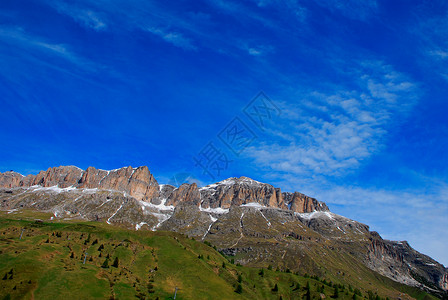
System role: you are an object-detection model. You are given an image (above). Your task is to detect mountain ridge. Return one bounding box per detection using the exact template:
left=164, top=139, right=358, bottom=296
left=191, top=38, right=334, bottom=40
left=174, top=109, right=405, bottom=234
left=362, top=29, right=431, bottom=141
left=0, top=165, right=328, bottom=213
left=0, top=165, right=447, bottom=295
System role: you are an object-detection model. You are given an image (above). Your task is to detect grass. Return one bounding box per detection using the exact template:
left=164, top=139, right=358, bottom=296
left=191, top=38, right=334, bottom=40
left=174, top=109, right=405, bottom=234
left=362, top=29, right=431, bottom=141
left=0, top=211, right=441, bottom=299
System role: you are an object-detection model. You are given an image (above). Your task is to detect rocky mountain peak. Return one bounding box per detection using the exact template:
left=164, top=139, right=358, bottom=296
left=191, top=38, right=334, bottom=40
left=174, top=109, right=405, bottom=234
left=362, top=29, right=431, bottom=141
left=0, top=165, right=159, bottom=202
left=0, top=166, right=328, bottom=213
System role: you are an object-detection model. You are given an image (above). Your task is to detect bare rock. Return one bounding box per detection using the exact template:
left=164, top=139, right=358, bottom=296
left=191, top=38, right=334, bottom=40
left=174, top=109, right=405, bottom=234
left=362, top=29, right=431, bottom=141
left=0, top=171, right=23, bottom=188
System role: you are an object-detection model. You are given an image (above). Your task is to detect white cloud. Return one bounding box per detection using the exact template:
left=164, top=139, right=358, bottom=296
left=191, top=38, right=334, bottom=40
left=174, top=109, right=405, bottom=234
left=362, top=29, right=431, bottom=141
left=48, top=1, right=107, bottom=31
left=428, top=49, right=448, bottom=60
left=245, top=61, right=417, bottom=177
left=146, top=27, right=197, bottom=51
left=0, top=27, right=84, bottom=65
left=245, top=44, right=274, bottom=56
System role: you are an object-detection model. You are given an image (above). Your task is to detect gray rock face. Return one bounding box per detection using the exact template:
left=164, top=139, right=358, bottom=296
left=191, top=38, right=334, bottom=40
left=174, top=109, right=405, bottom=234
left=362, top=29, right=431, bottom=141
left=367, top=234, right=448, bottom=291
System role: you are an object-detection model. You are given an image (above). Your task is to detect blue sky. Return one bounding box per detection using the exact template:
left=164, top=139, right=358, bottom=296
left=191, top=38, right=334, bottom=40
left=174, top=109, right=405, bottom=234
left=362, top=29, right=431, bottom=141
left=1, top=0, right=447, bottom=265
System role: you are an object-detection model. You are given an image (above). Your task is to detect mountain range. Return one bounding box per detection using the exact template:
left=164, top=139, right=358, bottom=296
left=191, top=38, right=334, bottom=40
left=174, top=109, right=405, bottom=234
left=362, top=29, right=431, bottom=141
left=0, top=165, right=447, bottom=297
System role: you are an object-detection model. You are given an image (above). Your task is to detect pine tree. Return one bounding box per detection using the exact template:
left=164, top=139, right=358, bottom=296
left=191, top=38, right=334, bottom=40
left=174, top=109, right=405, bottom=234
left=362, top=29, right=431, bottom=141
left=102, top=258, right=109, bottom=268
left=293, top=282, right=300, bottom=291
left=112, top=257, right=119, bottom=268
left=235, top=284, right=243, bottom=294
left=238, top=274, right=242, bottom=283
left=333, top=286, right=339, bottom=298
left=305, top=288, right=311, bottom=300
left=272, top=283, right=278, bottom=292
left=259, top=268, right=265, bottom=277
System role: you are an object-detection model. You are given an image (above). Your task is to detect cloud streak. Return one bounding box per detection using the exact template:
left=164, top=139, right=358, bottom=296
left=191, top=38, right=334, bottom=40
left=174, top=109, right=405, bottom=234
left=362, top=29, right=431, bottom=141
left=246, top=61, right=418, bottom=177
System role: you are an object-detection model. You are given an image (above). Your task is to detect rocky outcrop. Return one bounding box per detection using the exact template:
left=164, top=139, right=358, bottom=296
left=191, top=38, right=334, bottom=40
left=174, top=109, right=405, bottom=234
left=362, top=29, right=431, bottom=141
left=441, top=273, right=448, bottom=290
left=0, top=166, right=159, bottom=202
left=366, top=232, right=448, bottom=291
left=197, top=177, right=327, bottom=213
left=165, top=183, right=201, bottom=206
left=283, top=191, right=329, bottom=213
left=0, top=171, right=23, bottom=188
left=0, top=167, right=328, bottom=213
left=32, top=166, right=83, bottom=188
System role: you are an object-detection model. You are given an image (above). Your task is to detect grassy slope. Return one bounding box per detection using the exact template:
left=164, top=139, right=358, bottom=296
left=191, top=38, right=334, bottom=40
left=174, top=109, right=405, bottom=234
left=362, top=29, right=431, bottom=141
left=0, top=210, right=439, bottom=300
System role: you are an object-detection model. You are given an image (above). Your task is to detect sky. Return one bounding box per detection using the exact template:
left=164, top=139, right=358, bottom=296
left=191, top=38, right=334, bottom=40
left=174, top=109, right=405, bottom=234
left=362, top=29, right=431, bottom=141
left=0, top=0, right=447, bottom=266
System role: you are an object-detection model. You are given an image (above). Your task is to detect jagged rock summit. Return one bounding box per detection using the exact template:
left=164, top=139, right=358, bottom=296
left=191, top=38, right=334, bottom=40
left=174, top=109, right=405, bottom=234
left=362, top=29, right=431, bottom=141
left=0, top=166, right=159, bottom=202
left=0, top=166, right=328, bottom=213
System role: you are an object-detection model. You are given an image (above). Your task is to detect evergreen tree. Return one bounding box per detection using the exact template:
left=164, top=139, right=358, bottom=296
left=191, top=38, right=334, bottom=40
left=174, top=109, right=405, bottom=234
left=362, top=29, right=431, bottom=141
left=235, top=284, right=243, bottom=294
left=238, top=274, right=242, bottom=283
left=259, top=268, right=265, bottom=277
left=333, top=286, right=339, bottom=298
left=272, top=283, right=279, bottom=292
left=112, top=257, right=119, bottom=268
left=293, top=282, right=300, bottom=291
left=102, top=258, right=109, bottom=268
left=305, top=288, right=311, bottom=300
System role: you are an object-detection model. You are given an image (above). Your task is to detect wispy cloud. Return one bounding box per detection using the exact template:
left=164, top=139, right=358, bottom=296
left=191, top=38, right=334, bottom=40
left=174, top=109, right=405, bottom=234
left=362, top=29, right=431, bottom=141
left=146, top=27, right=197, bottom=51
left=53, top=3, right=107, bottom=31
left=0, top=26, right=88, bottom=67
left=428, top=49, right=448, bottom=60
left=409, top=5, right=448, bottom=80
left=313, top=0, right=378, bottom=21
left=244, top=44, right=274, bottom=56
left=245, top=61, right=418, bottom=177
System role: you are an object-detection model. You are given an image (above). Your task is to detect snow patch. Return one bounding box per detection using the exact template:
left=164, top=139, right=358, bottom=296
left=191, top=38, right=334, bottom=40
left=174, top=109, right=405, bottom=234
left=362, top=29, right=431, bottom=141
left=241, top=202, right=265, bottom=208
left=150, top=212, right=171, bottom=231
left=259, top=210, right=271, bottom=227
left=31, top=185, right=77, bottom=193
left=199, top=206, right=229, bottom=214
left=140, top=199, right=175, bottom=212
left=97, top=199, right=112, bottom=208
left=296, top=211, right=335, bottom=220
left=107, top=203, right=124, bottom=224
left=202, top=214, right=218, bottom=240
left=135, top=222, right=148, bottom=230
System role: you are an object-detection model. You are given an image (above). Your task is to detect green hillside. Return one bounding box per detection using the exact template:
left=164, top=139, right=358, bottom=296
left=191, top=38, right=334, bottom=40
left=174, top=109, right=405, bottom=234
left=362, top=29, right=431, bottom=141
left=0, top=210, right=439, bottom=300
